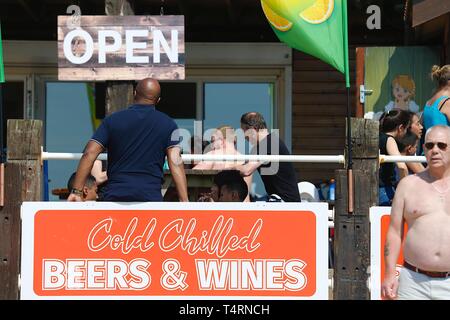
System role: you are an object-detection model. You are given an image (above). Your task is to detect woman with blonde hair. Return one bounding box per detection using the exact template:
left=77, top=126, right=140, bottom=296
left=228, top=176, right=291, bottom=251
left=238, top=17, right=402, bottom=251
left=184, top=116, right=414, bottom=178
left=193, top=125, right=252, bottom=201
left=422, top=65, right=450, bottom=130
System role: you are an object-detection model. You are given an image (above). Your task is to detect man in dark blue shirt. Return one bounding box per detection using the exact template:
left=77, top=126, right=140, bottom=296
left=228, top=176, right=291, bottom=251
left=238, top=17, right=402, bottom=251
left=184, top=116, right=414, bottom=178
left=68, top=78, right=188, bottom=202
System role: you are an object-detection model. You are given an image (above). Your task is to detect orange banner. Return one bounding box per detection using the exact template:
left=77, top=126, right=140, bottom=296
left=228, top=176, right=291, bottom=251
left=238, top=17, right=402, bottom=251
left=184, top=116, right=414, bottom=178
left=22, top=202, right=329, bottom=299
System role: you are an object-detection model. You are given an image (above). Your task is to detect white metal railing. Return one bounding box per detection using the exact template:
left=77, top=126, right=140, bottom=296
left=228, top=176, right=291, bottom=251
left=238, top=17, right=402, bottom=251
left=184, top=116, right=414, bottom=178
left=41, top=151, right=426, bottom=164
left=41, top=151, right=346, bottom=163
left=379, top=155, right=426, bottom=163
left=42, top=152, right=108, bottom=161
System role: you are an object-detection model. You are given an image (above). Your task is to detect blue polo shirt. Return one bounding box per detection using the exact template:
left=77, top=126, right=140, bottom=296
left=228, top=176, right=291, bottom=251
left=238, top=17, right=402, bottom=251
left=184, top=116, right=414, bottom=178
left=91, top=104, right=180, bottom=201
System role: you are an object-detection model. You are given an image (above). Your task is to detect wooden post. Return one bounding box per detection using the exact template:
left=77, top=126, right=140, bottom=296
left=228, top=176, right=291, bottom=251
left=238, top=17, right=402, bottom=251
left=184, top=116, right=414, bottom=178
left=444, top=12, right=450, bottom=64
left=105, top=0, right=135, bottom=115
left=0, top=120, right=42, bottom=299
left=355, top=48, right=365, bottom=118
left=333, top=118, right=379, bottom=300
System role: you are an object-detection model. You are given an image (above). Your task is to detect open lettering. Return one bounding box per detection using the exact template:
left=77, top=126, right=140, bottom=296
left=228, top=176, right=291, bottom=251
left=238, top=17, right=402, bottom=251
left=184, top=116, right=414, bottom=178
left=63, top=28, right=179, bottom=64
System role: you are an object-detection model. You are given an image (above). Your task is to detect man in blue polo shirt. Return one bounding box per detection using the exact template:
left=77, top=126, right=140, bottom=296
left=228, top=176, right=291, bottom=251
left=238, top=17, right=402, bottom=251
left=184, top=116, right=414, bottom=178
left=68, top=78, right=188, bottom=202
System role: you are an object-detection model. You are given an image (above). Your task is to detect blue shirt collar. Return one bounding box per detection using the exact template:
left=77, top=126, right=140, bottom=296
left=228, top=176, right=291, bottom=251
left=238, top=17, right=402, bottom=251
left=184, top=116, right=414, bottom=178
left=130, top=104, right=156, bottom=110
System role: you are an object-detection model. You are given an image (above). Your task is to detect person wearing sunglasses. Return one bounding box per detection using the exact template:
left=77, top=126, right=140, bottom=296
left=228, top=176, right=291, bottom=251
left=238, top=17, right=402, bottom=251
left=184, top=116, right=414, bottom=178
left=382, top=125, right=450, bottom=300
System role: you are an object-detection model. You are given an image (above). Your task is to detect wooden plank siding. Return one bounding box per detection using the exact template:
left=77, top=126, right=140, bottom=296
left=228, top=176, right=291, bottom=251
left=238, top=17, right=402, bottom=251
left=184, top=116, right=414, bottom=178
left=412, top=0, right=450, bottom=27
left=291, top=50, right=357, bottom=185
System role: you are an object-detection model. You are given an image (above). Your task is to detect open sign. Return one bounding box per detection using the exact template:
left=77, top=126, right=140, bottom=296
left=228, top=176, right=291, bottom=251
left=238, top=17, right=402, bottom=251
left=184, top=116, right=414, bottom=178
left=57, top=16, right=185, bottom=81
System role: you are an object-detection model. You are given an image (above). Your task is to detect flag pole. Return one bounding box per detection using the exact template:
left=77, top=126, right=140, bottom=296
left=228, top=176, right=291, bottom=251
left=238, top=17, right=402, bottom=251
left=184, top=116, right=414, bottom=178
left=343, top=0, right=353, bottom=213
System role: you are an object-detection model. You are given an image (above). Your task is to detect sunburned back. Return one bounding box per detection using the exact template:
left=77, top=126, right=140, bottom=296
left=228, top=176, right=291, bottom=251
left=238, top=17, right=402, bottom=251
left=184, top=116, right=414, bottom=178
left=402, top=173, right=450, bottom=271
left=208, top=149, right=244, bottom=170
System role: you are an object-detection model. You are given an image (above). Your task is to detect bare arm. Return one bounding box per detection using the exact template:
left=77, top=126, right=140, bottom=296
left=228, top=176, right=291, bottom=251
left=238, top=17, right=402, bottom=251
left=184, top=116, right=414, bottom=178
left=406, top=162, right=425, bottom=174
left=235, top=161, right=262, bottom=177
left=67, top=140, right=104, bottom=201
left=91, top=159, right=108, bottom=185
left=167, top=146, right=189, bottom=202
left=192, top=151, right=214, bottom=170
left=381, top=178, right=407, bottom=300
left=386, top=136, right=408, bottom=179
left=243, top=175, right=252, bottom=202
left=192, top=161, right=213, bottom=170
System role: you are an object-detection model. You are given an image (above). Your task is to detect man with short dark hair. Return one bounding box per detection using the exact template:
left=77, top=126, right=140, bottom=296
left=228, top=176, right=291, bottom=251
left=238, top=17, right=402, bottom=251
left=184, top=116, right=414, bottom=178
left=218, top=170, right=248, bottom=202
left=67, top=172, right=98, bottom=201
left=68, top=78, right=188, bottom=202
left=237, top=112, right=301, bottom=202
left=198, top=170, right=248, bottom=202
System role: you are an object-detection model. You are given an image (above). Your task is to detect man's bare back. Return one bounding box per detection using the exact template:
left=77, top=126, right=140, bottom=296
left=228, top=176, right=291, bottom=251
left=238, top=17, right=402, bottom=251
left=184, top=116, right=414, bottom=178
left=400, top=171, right=450, bottom=271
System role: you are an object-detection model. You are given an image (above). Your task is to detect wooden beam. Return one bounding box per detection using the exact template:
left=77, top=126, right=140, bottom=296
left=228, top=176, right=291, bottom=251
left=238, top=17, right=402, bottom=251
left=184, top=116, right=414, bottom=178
left=355, top=48, right=365, bottom=118
left=412, top=0, right=450, bottom=27
left=105, top=0, right=135, bottom=115
left=0, top=120, right=42, bottom=300
left=445, top=13, right=450, bottom=64
left=333, top=118, right=379, bottom=299
left=105, top=0, right=134, bottom=16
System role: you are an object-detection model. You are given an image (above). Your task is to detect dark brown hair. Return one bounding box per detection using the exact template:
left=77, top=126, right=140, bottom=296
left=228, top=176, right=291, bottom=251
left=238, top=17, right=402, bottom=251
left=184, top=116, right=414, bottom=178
left=240, top=112, right=267, bottom=130
left=379, top=109, right=411, bottom=133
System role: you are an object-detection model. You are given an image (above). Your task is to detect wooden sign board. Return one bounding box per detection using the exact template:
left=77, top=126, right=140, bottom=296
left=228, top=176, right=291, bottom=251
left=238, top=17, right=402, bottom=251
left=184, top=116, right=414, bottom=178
left=58, top=16, right=185, bottom=81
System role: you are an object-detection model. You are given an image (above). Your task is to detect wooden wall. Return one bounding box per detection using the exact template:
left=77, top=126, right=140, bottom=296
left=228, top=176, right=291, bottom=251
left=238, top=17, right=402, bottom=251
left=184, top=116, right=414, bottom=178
left=291, top=49, right=357, bottom=186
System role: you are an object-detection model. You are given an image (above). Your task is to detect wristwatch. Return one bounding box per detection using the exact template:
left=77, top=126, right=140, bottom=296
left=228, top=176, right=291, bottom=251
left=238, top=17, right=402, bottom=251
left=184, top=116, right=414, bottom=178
left=70, top=188, right=83, bottom=196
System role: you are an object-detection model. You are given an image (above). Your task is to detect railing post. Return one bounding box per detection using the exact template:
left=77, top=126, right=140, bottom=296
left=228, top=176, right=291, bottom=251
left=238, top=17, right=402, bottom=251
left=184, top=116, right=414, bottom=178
left=333, top=117, right=379, bottom=299
left=0, top=119, right=42, bottom=299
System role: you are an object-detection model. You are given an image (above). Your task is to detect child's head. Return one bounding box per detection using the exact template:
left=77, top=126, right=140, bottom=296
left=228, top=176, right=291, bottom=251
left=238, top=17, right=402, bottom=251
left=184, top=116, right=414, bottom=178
left=392, top=75, right=416, bottom=102
left=211, top=125, right=236, bottom=150
left=379, top=109, right=411, bottom=137
left=396, top=131, right=419, bottom=156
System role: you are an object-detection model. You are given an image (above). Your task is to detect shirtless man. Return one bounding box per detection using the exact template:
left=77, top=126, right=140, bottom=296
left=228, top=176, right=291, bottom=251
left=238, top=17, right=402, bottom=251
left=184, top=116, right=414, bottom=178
left=193, top=126, right=252, bottom=201
left=382, top=125, right=450, bottom=300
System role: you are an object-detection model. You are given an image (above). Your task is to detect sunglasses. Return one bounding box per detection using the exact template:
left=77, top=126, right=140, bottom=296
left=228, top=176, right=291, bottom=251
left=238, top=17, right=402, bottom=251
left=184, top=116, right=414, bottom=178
left=424, top=142, right=448, bottom=150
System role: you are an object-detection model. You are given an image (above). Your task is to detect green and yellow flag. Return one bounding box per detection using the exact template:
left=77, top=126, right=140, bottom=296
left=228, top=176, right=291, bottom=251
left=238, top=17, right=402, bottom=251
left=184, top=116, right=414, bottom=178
left=261, top=0, right=349, bottom=87
left=0, top=23, right=4, bottom=83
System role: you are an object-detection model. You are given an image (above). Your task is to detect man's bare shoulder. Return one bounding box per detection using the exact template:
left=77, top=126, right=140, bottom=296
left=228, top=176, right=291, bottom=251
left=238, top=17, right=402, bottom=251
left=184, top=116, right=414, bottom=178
left=396, top=171, right=428, bottom=191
